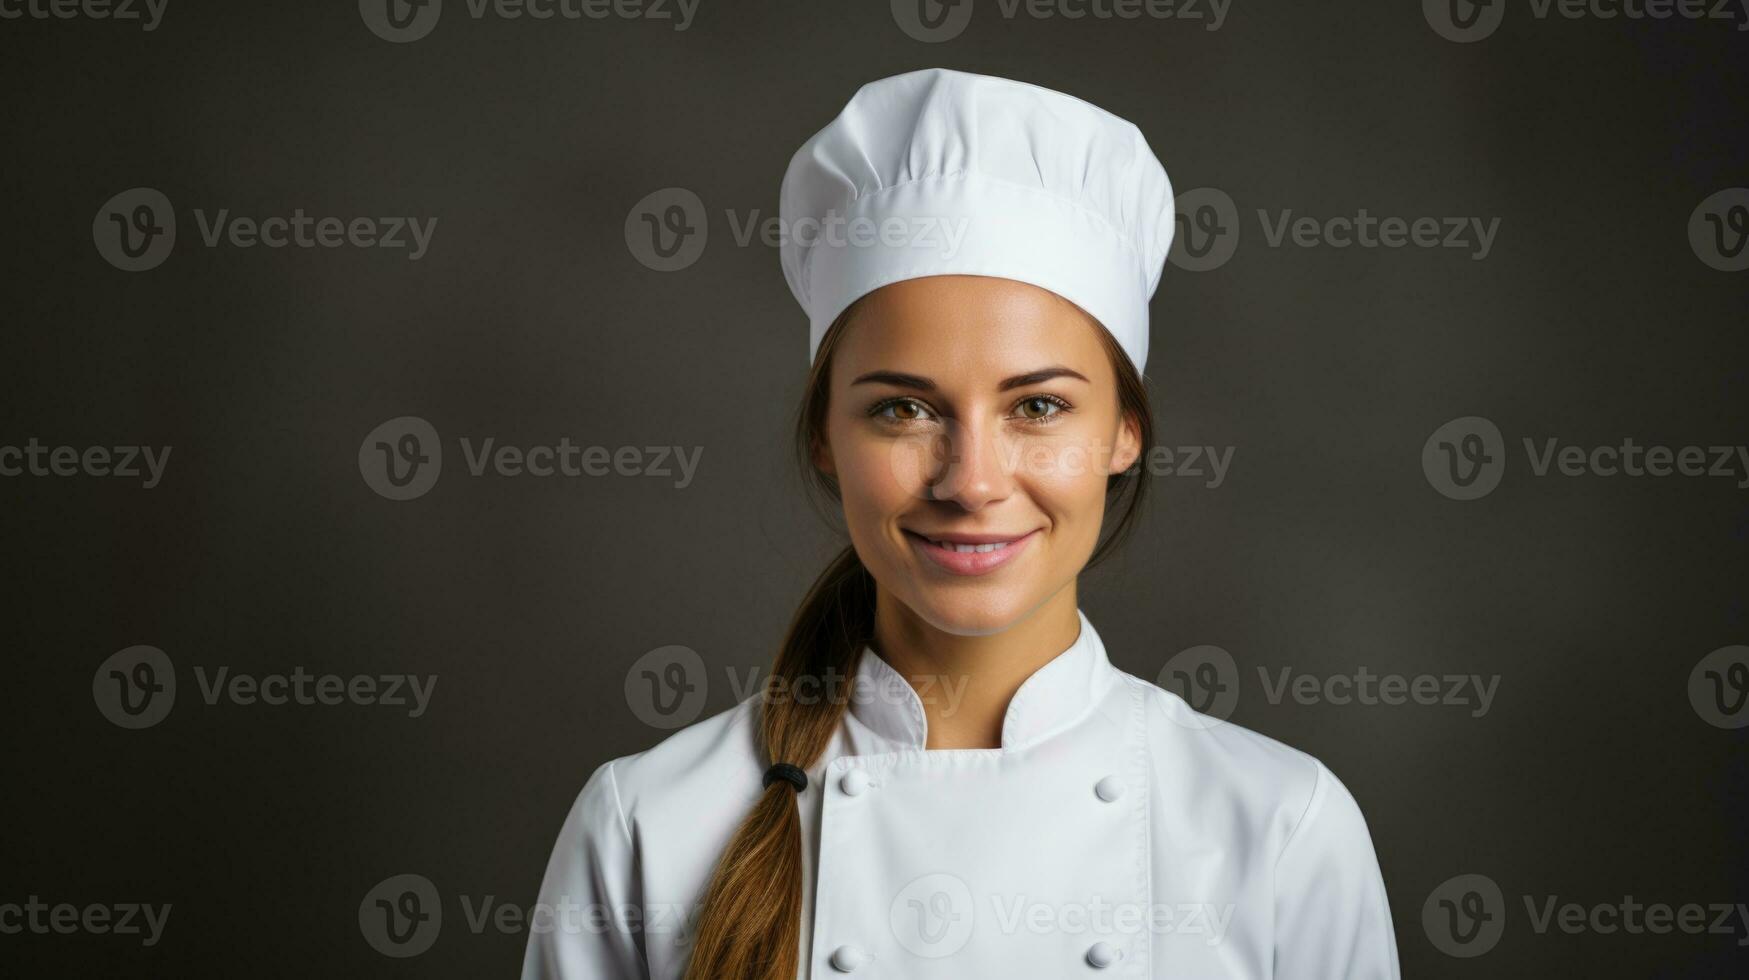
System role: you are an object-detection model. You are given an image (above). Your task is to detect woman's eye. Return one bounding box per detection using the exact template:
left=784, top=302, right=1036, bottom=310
left=1015, top=395, right=1066, bottom=421
left=874, top=398, right=933, bottom=422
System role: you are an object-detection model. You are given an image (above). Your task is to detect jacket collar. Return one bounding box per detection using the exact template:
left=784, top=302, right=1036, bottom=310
left=847, top=608, right=1115, bottom=751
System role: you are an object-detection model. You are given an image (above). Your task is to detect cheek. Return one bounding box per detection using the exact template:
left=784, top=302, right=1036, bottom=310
left=828, top=423, right=914, bottom=523
left=1018, top=436, right=1113, bottom=529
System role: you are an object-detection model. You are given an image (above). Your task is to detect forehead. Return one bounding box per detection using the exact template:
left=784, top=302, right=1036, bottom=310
left=829, top=275, right=1111, bottom=385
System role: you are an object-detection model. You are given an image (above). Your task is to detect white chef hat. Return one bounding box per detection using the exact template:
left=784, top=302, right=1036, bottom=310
left=779, top=67, right=1175, bottom=374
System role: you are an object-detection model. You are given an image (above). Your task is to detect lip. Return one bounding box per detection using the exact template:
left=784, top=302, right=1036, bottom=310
left=903, top=528, right=1039, bottom=576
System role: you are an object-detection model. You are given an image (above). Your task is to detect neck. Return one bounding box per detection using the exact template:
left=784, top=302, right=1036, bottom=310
left=870, top=585, right=1083, bottom=749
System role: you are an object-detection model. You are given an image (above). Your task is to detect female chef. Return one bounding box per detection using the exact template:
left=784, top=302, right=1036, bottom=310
left=523, top=68, right=1401, bottom=979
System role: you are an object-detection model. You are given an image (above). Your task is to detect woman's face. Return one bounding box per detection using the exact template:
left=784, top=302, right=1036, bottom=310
left=816, top=275, right=1141, bottom=636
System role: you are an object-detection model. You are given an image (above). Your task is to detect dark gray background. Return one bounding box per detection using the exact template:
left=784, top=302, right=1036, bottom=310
left=3, top=0, right=1746, bottom=976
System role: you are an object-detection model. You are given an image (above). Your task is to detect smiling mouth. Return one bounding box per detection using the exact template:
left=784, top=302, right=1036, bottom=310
left=921, top=538, right=1016, bottom=553
left=902, top=529, right=1039, bottom=575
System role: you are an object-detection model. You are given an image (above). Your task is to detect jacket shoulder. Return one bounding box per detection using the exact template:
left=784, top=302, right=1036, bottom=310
left=1116, top=671, right=1336, bottom=835
left=595, top=696, right=766, bottom=837
left=527, top=702, right=765, bottom=977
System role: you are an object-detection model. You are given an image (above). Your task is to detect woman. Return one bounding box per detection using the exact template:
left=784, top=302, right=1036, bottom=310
left=524, top=68, right=1400, bottom=979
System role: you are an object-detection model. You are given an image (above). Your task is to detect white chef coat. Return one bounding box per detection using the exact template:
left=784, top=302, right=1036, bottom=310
left=523, top=610, right=1401, bottom=979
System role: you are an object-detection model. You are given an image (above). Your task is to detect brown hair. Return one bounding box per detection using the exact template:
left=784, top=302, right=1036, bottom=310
left=682, top=295, right=1155, bottom=980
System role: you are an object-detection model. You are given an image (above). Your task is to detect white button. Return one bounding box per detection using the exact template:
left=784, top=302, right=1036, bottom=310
left=1094, top=775, right=1126, bottom=802
left=830, top=944, right=870, bottom=972
left=1086, top=941, right=1121, bottom=968
left=840, top=770, right=872, bottom=796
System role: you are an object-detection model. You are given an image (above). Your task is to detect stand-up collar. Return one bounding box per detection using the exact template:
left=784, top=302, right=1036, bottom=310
left=846, top=609, right=1115, bottom=751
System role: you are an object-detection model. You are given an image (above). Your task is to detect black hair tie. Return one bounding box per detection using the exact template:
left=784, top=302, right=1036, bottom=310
left=763, top=762, right=808, bottom=793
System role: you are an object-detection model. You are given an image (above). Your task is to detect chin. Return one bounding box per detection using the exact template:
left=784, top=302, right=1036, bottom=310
left=894, top=584, right=1048, bottom=637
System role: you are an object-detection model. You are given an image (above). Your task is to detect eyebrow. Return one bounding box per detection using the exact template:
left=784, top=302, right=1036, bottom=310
left=849, top=366, right=1090, bottom=392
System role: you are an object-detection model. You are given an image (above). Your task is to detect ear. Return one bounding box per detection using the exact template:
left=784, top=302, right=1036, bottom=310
left=811, top=429, right=837, bottom=479
left=1109, top=410, right=1142, bottom=475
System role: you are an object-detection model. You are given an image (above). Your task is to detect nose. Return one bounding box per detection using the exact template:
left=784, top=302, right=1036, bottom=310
left=925, top=415, right=1014, bottom=511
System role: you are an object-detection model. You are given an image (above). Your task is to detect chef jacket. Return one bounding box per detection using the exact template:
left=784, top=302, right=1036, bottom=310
left=522, top=610, right=1401, bottom=979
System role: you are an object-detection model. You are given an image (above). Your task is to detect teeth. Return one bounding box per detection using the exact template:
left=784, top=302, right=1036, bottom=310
left=933, top=539, right=1010, bottom=553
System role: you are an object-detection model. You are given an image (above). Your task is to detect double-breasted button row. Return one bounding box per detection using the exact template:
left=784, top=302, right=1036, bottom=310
left=831, top=941, right=1120, bottom=971
left=839, top=770, right=1120, bottom=799
left=825, top=772, right=1126, bottom=973
left=830, top=770, right=870, bottom=972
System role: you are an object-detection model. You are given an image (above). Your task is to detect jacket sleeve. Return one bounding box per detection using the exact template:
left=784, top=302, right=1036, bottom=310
left=1272, top=760, right=1400, bottom=980
left=522, top=760, right=648, bottom=980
